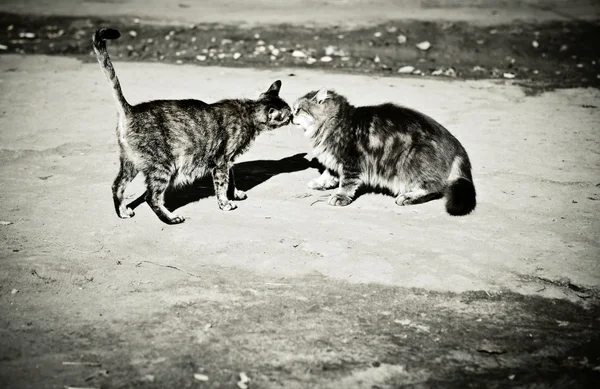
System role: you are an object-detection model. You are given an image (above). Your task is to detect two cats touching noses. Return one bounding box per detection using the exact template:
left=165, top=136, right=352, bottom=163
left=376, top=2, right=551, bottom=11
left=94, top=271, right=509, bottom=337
left=93, top=28, right=477, bottom=225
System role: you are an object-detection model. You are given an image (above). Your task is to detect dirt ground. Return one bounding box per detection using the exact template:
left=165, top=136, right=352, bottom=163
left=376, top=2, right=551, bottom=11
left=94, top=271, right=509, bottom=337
left=1, top=1, right=600, bottom=388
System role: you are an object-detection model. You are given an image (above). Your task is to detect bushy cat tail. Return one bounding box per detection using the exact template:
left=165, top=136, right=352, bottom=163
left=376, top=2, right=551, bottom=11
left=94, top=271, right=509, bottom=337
left=445, top=156, right=476, bottom=216
left=92, top=28, right=131, bottom=116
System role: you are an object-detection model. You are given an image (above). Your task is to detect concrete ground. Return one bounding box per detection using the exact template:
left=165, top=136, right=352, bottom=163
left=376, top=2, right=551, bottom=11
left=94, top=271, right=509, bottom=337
left=0, top=54, right=599, bottom=388
left=0, top=0, right=599, bottom=26
left=0, top=0, right=599, bottom=388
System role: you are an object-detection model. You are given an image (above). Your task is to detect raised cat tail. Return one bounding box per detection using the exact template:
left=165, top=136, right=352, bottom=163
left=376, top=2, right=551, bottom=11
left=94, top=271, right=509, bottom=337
left=92, top=28, right=130, bottom=116
left=445, top=155, right=476, bottom=216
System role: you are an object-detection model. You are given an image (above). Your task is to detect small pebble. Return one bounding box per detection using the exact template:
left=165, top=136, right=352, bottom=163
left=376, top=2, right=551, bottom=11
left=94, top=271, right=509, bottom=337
left=0, top=44, right=7, bottom=50
left=196, top=55, right=207, bottom=61
left=415, top=41, right=431, bottom=51
left=373, top=55, right=380, bottom=63
left=18, top=32, right=36, bottom=39
left=11, top=289, right=18, bottom=295
left=398, top=66, right=415, bottom=74
left=194, top=373, right=209, bottom=381
left=233, top=52, right=242, bottom=60
left=292, top=50, right=306, bottom=58
left=306, top=57, right=317, bottom=64
left=129, top=30, right=137, bottom=38
left=387, top=26, right=397, bottom=33
left=503, top=72, right=516, bottom=79
left=374, top=31, right=382, bottom=38
left=397, top=34, right=407, bottom=44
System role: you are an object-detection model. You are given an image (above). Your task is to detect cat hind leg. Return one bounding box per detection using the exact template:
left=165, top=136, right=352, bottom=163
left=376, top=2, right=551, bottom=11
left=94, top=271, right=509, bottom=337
left=145, top=172, right=185, bottom=224
left=395, top=188, right=444, bottom=206
left=112, top=158, right=139, bottom=219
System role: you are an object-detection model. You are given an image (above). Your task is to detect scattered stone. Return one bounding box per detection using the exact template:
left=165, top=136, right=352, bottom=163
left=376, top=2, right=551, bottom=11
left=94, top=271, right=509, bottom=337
left=176, top=60, right=183, bottom=64
left=556, top=320, right=569, bottom=327
left=140, top=374, right=155, bottom=382
left=412, top=69, right=422, bottom=75
left=431, top=67, right=456, bottom=77
left=577, top=63, right=584, bottom=68
left=196, top=55, right=207, bottom=61
left=503, top=72, right=516, bottom=79
left=477, top=339, right=506, bottom=354
left=508, top=374, right=516, bottom=380
left=204, top=323, right=212, bottom=331
left=398, top=66, right=414, bottom=74
left=292, top=50, right=306, bottom=58
left=133, top=18, right=140, bottom=24
left=18, top=32, right=36, bottom=39
left=489, top=29, right=498, bottom=34
left=306, top=57, right=317, bottom=64
left=386, top=26, right=397, bottom=33
left=320, top=55, right=332, bottom=62
left=221, top=38, right=233, bottom=45
left=532, top=40, right=539, bottom=48
left=271, top=48, right=280, bottom=56
left=373, top=55, right=380, bottom=63
left=194, top=373, right=209, bottom=381
left=233, top=52, right=242, bottom=60
left=415, top=41, right=431, bottom=51
left=217, top=53, right=226, bottom=59
left=0, top=44, right=8, bottom=50
left=560, top=44, right=568, bottom=52
left=374, top=32, right=382, bottom=38
left=0, top=221, right=13, bottom=225
left=472, top=65, right=485, bottom=72
left=253, top=33, right=260, bottom=39
left=476, top=39, right=484, bottom=45
left=129, top=30, right=137, bottom=38
left=11, top=289, right=18, bottom=295
left=533, top=69, right=539, bottom=74
left=397, top=34, right=407, bottom=44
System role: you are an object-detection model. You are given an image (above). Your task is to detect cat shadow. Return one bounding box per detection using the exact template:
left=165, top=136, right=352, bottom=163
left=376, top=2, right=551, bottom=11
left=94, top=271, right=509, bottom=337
left=127, top=153, right=319, bottom=212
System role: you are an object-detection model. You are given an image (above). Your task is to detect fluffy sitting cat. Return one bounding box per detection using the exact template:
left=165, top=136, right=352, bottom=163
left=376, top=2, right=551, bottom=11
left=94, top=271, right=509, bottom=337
left=291, top=89, right=476, bottom=216
left=93, top=28, right=291, bottom=224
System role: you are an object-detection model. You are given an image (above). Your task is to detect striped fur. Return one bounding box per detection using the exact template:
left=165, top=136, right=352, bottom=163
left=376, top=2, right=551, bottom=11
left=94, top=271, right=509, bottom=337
left=292, top=89, right=476, bottom=215
left=92, top=28, right=292, bottom=224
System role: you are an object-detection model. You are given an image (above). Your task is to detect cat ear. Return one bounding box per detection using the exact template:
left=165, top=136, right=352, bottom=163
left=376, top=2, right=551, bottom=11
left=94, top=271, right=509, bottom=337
left=315, top=88, right=329, bottom=103
left=263, top=80, right=282, bottom=96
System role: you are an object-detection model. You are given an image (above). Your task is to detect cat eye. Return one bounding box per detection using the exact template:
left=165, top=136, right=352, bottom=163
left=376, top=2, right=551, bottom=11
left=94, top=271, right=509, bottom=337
left=268, top=108, right=276, bottom=115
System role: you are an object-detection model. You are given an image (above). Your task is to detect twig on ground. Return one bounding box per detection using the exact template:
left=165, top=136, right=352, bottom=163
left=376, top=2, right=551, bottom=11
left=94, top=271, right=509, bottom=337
left=62, top=361, right=101, bottom=367
left=135, top=260, right=201, bottom=278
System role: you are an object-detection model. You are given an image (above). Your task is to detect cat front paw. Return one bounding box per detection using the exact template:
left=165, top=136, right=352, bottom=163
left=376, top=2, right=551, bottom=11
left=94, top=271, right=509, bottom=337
left=219, top=201, right=238, bottom=211
left=165, top=214, right=185, bottom=224
left=233, top=189, right=247, bottom=201
left=395, top=195, right=412, bottom=206
left=328, top=193, right=352, bottom=206
left=118, top=207, right=135, bottom=219
left=308, top=177, right=339, bottom=190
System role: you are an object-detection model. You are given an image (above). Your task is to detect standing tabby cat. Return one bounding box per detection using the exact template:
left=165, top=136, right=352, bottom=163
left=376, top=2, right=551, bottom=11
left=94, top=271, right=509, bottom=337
left=291, top=89, right=476, bottom=215
left=93, top=28, right=291, bottom=224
